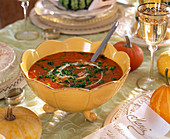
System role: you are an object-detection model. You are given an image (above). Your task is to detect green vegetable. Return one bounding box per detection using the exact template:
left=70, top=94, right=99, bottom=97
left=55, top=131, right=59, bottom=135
left=47, top=83, right=51, bottom=86
left=110, top=66, right=116, bottom=70
left=39, top=75, right=43, bottom=79
left=59, top=0, right=93, bottom=10
left=47, top=61, right=54, bottom=65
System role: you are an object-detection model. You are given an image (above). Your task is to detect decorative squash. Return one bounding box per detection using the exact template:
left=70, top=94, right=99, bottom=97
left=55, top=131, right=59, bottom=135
left=59, top=0, right=93, bottom=10
left=157, top=51, right=170, bottom=77
left=150, top=68, right=170, bottom=124
left=113, top=36, right=144, bottom=72
left=0, top=106, right=42, bottom=139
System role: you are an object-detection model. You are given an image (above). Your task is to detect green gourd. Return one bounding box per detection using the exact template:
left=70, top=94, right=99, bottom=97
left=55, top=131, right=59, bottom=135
left=59, top=0, right=93, bottom=10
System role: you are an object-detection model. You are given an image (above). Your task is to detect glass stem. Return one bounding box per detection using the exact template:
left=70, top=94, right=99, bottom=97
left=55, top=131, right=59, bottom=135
left=148, top=45, right=157, bottom=79
left=21, top=1, right=29, bottom=31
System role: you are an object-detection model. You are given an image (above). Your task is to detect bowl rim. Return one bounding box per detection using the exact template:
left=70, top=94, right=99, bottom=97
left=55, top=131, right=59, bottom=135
left=20, top=37, right=130, bottom=92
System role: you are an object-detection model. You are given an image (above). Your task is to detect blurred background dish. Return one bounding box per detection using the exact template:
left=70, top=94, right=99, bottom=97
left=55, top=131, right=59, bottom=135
left=34, top=0, right=116, bottom=22
left=0, top=42, right=19, bottom=85
left=0, top=42, right=26, bottom=99
left=30, top=4, right=124, bottom=34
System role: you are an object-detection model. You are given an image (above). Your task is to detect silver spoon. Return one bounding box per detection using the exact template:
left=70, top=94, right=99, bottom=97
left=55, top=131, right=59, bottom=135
left=90, top=21, right=119, bottom=62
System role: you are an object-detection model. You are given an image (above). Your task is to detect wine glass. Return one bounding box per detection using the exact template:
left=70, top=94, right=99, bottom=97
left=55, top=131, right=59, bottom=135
left=136, top=3, right=170, bottom=91
left=15, top=0, right=39, bottom=40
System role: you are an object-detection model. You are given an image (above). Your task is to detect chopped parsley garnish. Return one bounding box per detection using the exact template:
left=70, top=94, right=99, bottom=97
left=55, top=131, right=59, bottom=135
left=64, top=79, right=70, bottom=83
left=110, top=66, right=116, bottom=70
left=111, top=78, right=117, bottom=81
left=100, top=54, right=106, bottom=59
left=61, top=54, right=66, bottom=57
left=88, top=81, right=92, bottom=84
left=98, top=62, right=103, bottom=66
left=47, top=83, right=50, bottom=86
left=55, top=65, right=61, bottom=68
left=77, top=81, right=86, bottom=88
left=86, top=78, right=90, bottom=81
left=42, top=67, right=48, bottom=70
left=41, top=59, right=48, bottom=61
left=69, top=76, right=74, bottom=79
left=97, top=80, right=105, bottom=84
left=47, top=61, right=54, bottom=65
left=80, top=52, right=84, bottom=55
left=39, top=75, right=43, bottom=79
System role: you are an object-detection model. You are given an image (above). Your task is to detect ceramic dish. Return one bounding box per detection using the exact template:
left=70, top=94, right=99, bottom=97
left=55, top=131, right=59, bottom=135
left=20, top=37, right=130, bottom=121
left=34, top=0, right=116, bottom=22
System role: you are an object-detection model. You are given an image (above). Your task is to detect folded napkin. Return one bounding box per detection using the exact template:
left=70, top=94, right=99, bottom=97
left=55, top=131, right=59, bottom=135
left=88, top=0, right=116, bottom=11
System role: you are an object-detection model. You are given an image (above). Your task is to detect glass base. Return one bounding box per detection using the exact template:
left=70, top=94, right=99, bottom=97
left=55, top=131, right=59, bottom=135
left=15, top=30, right=39, bottom=40
left=136, top=77, right=164, bottom=91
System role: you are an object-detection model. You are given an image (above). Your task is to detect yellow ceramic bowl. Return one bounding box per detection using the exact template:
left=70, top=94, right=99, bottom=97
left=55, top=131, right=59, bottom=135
left=20, top=37, right=130, bottom=121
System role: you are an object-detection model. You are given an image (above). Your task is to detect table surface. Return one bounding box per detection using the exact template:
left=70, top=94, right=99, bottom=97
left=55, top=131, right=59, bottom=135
left=0, top=3, right=170, bottom=139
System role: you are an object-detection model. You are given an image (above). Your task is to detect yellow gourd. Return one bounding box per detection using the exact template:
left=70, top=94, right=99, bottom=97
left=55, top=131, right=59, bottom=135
left=150, top=68, right=170, bottom=124
left=157, top=51, right=170, bottom=77
left=0, top=106, right=42, bottom=139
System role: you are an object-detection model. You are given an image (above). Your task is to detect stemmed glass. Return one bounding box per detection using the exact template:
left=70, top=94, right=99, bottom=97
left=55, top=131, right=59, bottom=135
left=136, top=3, right=170, bottom=91
left=15, top=0, right=39, bottom=40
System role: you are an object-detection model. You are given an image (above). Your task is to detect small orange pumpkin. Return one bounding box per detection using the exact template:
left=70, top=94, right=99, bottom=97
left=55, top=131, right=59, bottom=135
left=150, top=68, right=170, bottom=124
left=113, top=36, right=144, bottom=72
left=0, top=106, right=42, bottom=139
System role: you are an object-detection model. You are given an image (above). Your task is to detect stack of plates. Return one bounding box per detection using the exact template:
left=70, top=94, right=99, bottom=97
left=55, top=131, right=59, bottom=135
left=30, top=0, right=125, bottom=35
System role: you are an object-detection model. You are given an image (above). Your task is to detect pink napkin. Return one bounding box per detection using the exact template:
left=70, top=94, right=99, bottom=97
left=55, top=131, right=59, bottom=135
left=88, top=0, right=116, bottom=11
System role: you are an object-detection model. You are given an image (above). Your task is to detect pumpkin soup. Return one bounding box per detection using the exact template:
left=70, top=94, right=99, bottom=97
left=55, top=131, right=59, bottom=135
left=28, top=52, right=123, bottom=90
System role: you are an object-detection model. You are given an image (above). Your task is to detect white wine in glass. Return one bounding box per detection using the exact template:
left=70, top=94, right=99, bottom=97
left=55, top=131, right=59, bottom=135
left=137, top=3, right=170, bottom=91
left=15, top=0, right=39, bottom=40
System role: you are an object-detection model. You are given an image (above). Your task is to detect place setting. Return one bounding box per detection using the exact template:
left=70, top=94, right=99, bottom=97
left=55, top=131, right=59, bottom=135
left=0, top=0, right=170, bottom=139
left=29, top=0, right=125, bottom=35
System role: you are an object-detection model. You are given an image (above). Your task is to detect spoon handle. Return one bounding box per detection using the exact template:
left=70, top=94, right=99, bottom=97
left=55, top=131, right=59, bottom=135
left=90, top=21, right=119, bottom=62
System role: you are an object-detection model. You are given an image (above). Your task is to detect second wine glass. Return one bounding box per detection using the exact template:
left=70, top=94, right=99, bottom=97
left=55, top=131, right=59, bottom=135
left=136, top=3, right=170, bottom=91
left=15, top=0, right=39, bottom=40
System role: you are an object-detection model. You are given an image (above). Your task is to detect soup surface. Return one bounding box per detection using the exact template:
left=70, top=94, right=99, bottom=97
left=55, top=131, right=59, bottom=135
left=28, top=52, right=123, bottom=90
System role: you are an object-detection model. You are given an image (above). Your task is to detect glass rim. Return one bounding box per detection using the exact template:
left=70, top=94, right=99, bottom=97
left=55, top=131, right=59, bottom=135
left=137, top=2, right=170, bottom=16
